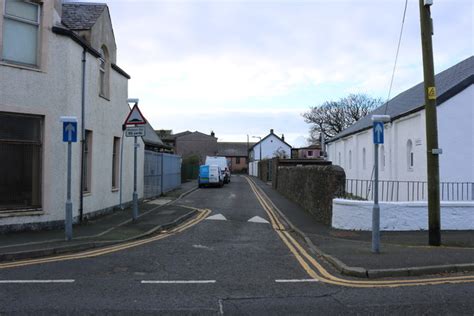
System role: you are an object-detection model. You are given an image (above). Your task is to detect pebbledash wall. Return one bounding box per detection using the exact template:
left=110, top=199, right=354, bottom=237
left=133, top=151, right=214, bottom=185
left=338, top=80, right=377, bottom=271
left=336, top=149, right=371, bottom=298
left=0, top=2, right=144, bottom=230
left=332, top=199, right=474, bottom=231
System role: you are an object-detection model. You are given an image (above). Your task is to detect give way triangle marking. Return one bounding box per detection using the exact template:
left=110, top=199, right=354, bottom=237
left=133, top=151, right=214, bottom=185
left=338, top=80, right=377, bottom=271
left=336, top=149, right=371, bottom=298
left=206, top=214, right=227, bottom=221
left=248, top=216, right=269, bottom=224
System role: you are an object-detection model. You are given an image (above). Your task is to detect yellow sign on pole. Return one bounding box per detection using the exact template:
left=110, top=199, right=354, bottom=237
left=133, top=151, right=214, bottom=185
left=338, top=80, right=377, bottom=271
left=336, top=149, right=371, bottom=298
left=428, top=86, right=436, bottom=100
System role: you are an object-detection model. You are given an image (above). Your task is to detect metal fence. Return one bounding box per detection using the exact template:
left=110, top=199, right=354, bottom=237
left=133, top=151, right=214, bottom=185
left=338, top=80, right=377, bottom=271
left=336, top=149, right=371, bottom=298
left=342, top=179, right=474, bottom=202
left=144, top=151, right=182, bottom=199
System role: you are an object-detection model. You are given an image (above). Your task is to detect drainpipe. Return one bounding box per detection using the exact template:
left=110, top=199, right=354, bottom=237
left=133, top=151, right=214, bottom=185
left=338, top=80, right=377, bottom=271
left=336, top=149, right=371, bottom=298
left=119, top=124, right=125, bottom=209
left=79, top=48, right=86, bottom=222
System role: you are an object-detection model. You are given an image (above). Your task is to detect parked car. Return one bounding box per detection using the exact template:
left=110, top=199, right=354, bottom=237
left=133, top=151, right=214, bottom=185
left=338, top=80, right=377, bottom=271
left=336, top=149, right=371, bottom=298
left=205, top=156, right=231, bottom=183
left=198, top=164, right=224, bottom=188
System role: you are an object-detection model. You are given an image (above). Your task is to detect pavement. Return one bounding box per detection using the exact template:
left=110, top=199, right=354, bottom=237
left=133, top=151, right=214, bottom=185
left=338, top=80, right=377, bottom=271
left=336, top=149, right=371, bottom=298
left=2, top=176, right=474, bottom=280
left=0, top=180, right=199, bottom=262
left=250, top=177, right=474, bottom=278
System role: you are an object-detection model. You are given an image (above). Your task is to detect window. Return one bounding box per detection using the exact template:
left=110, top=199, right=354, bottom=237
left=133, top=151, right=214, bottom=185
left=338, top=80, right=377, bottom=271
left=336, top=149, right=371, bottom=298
left=2, top=0, right=40, bottom=66
left=236, top=157, right=241, bottom=164
left=112, top=137, right=120, bottom=189
left=83, top=130, right=92, bottom=192
left=348, top=150, right=352, bottom=169
left=99, top=45, right=109, bottom=98
left=380, top=145, right=385, bottom=171
left=0, top=112, right=42, bottom=211
left=307, top=150, right=313, bottom=157
left=407, top=139, right=414, bottom=171
left=362, top=147, right=366, bottom=170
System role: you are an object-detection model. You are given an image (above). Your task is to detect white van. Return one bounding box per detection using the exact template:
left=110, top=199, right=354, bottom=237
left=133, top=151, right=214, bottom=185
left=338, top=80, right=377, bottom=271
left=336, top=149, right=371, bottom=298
left=205, top=156, right=231, bottom=183
left=198, top=165, right=224, bottom=188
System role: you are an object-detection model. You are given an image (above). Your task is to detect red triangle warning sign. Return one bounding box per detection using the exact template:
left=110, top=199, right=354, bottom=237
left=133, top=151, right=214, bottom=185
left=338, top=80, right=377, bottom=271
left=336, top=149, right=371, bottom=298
left=124, top=104, right=147, bottom=125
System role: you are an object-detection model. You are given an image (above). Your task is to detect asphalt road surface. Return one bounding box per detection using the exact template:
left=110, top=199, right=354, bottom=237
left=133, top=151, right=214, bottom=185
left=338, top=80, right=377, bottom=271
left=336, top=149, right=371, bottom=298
left=1, top=175, right=473, bottom=315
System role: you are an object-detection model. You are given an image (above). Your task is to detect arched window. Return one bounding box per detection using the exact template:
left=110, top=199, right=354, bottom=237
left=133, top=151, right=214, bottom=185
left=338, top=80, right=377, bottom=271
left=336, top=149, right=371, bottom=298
left=99, top=45, right=110, bottom=98
left=362, top=147, right=366, bottom=170
left=380, top=145, right=385, bottom=171
left=407, top=139, right=414, bottom=171
left=348, top=150, right=352, bottom=169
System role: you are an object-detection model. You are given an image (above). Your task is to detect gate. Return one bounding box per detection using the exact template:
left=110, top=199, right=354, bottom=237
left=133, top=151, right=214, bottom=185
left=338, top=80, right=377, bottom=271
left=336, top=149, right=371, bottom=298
left=144, top=151, right=182, bottom=199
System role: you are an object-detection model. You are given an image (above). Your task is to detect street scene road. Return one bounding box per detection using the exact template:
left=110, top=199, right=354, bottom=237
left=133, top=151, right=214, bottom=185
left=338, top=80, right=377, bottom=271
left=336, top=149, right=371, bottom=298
left=1, top=176, right=473, bottom=315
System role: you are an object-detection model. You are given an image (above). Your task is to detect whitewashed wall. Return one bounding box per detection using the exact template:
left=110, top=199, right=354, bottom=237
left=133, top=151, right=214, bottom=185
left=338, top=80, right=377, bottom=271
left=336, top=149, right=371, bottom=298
left=248, top=161, right=259, bottom=177
left=0, top=7, right=142, bottom=228
left=327, top=84, right=474, bottom=185
left=332, top=198, right=474, bottom=231
left=250, top=134, right=291, bottom=161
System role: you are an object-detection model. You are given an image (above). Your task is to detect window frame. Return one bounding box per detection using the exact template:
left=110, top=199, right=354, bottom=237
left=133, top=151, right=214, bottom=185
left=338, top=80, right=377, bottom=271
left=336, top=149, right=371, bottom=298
left=83, top=130, right=93, bottom=193
left=98, top=45, right=110, bottom=99
left=362, top=147, right=366, bottom=170
left=0, top=112, right=43, bottom=212
left=407, top=139, right=414, bottom=172
left=1, top=0, right=41, bottom=67
left=112, top=137, right=120, bottom=189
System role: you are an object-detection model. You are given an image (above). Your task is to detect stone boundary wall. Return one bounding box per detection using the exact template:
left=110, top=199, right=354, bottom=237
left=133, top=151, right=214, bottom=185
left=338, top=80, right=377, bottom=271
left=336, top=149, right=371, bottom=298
left=332, top=199, right=474, bottom=231
left=277, top=165, right=345, bottom=225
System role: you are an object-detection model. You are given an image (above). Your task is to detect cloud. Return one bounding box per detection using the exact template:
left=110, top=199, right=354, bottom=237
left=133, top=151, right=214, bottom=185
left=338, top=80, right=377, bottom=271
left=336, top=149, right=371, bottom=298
left=96, top=0, right=473, bottom=141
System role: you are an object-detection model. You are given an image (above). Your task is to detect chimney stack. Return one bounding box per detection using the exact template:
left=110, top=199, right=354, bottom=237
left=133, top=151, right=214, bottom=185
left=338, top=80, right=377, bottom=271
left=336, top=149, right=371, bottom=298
left=281, top=134, right=285, bottom=141
left=270, top=129, right=274, bottom=134
left=210, top=131, right=215, bottom=137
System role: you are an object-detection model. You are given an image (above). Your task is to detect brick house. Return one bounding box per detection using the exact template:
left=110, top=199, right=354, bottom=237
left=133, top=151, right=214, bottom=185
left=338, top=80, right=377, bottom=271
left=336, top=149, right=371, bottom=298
left=217, top=142, right=255, bottom=173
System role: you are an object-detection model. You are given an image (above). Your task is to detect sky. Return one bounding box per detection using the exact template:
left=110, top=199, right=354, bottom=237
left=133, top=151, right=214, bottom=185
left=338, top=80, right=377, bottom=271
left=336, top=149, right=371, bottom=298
left=82, top=0, right=472, bottom=147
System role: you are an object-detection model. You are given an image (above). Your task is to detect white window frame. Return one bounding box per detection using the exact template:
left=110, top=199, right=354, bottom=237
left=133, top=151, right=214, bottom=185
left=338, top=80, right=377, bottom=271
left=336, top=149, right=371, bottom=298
left=112, top=137, right=120, bottom=189
left=83, top=130, right=93, bottom=193
left=2, top=0, right=41, bottom=67
left=407, top=139, right=414, bottom=172
left=362, top=147, right=366, bottom=170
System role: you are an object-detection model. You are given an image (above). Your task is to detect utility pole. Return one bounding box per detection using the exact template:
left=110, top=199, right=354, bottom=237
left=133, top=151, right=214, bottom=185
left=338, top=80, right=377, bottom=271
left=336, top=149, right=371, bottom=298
left=419, top=0, right=441, bottom=246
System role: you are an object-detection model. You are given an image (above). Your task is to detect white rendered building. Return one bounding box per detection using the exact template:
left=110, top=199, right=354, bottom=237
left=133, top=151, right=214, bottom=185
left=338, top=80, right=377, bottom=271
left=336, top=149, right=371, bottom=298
left=0, top=1, right=144, bottom=231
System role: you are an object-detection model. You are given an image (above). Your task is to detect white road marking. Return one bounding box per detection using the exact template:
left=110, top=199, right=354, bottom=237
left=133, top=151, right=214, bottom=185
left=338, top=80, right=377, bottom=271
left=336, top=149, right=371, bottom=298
left=192, top=244, right=213, bottom=250
left=0, top=280, right=75, bottom=284
left=248, top=216, right=270, bottom=224
left=141, top=280, right=216, bottom=284
left=275, top=279, right=319, bottom=283
left=206, top=214, right=227, bottom=221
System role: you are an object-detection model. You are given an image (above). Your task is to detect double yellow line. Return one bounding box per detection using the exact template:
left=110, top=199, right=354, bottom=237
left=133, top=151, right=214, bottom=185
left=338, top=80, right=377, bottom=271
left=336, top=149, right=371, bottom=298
left=245, top=176, right=474, bottom=288
left=0, top=208, right=211, bottom=270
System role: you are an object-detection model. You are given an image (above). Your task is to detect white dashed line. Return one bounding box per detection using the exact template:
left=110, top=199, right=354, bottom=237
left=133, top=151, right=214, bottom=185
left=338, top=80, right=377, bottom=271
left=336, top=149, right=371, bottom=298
left=275, top=279, right=319, bottom=283
left=141, top=280, right=216, bottom=284
left=0, top=280, right=75, bottom=284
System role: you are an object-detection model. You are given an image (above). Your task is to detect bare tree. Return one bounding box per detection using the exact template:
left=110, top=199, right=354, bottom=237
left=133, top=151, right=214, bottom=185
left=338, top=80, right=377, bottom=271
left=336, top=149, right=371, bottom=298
left=303, top=93, right=382, bottom=141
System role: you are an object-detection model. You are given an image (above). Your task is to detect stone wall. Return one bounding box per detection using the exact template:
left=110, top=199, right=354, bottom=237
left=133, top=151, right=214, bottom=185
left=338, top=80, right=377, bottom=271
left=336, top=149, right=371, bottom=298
left=276, top=165, right=345, bottom=225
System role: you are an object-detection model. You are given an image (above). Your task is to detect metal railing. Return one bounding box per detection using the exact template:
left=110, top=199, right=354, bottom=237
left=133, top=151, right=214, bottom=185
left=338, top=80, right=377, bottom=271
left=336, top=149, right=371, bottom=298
left=342, top=179, right=474, bottom=202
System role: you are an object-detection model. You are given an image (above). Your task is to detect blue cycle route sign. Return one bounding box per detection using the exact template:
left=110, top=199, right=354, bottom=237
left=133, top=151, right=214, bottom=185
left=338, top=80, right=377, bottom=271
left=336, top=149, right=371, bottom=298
left=373, top=121, right=384, bottom=144
left=63, top=121, right=77, bottom=143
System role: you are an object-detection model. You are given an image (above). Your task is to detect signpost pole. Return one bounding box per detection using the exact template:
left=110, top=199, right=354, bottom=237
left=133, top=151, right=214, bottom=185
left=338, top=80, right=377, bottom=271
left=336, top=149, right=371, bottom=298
left=124, top=99, right=145, bottom=221
left=65, top=140, right=73, bottom=241
left=133, top=134, right=138, bottom=220
left=371, top=115, right=390, bottom=253
left=372, top=143, right=380, bottom=253
left=61, top=116, right=77, bottom=241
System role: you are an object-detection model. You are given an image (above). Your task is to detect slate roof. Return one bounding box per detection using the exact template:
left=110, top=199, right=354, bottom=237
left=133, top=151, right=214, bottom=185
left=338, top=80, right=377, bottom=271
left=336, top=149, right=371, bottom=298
left=328, top=56, right=474, bottom=143
left=141, top=122, right=164, bottom=148
left=217, top=142, right=256, bottom=157
left=62, top=3, right=107, bottom=30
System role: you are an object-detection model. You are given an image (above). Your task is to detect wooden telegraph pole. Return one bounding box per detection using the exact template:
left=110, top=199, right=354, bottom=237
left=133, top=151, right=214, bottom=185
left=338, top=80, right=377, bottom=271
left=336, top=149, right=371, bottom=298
left=419, top=0, right=441, bottom=246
